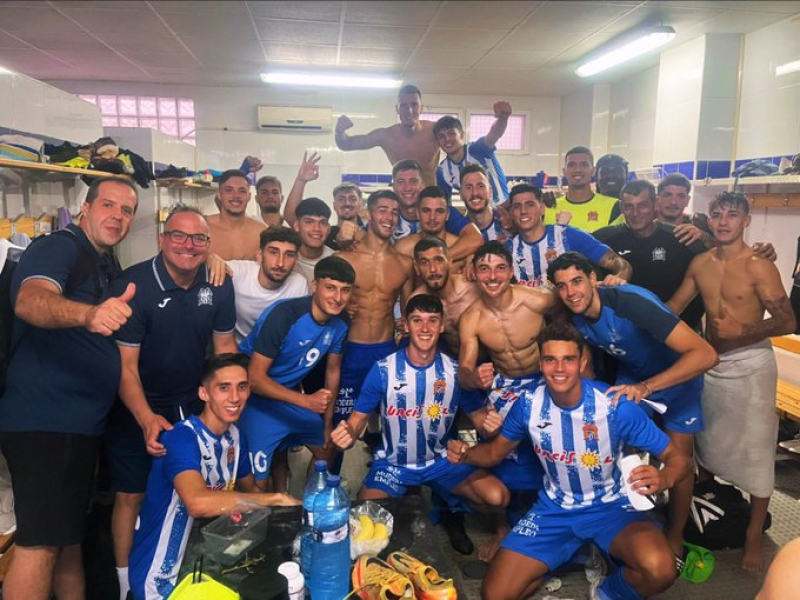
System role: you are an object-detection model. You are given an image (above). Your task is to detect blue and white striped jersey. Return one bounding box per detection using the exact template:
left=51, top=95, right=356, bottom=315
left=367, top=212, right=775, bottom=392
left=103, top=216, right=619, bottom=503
left=501, top=378, right=669, bottom=510
left=129, top=416, right=250, bottom=600
left=436, top=137, right=509, bottom=204
left=506, top=225, right=609, bottom=288
left=479, top=208, right=512, bottom=243
left=354, top=349, right=483, bottom=469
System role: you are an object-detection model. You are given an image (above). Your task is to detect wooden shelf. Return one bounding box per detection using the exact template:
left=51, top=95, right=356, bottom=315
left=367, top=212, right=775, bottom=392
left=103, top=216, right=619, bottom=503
left=0, top=157, right=131, bottom=183
left=773, top=335, right=800, bottom=356
left=692, top=175, right=800, bottom=187
left=155, top=178, right=217, bottom=192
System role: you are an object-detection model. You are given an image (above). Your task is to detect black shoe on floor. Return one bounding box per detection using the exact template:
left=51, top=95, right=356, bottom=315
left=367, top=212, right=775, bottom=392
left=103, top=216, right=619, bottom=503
left=442, top=510, right=474, bottom=555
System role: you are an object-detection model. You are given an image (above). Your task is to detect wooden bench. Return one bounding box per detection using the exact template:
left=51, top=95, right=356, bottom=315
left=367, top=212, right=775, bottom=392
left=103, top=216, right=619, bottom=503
left=772, top=336, right=800, bottom=422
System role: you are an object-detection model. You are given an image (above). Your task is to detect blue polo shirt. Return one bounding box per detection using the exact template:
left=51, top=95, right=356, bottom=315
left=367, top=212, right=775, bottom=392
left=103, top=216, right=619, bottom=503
left=113, top=254, right=236, bottom=412
left=0, top=224, right=121, bottom=436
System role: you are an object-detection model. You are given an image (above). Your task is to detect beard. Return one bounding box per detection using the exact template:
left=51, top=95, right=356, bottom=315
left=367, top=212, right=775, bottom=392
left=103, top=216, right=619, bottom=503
left=261, top=205, right=280, bottom=214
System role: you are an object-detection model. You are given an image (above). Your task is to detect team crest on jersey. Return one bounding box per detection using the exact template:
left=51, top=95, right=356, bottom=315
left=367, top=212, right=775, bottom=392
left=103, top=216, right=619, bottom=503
left=433, top=379, right=447, bottom=394
left=652, top=247, right=666, bottom=261
left=545, top=249, right=558, bottom=263
left=323, top=331, right=333, bottom=346
left=583, top=424, right=600, bottom=441
left=198, top=287, right=214, bottom=306
left=587, top=211, right=599, bottom=222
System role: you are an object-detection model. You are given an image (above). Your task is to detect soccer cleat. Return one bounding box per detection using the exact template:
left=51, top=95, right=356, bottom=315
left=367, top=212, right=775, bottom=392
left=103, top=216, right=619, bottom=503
left=386, top=551, right=456, bottom=600
left=351, top=555, right=415, bottom=600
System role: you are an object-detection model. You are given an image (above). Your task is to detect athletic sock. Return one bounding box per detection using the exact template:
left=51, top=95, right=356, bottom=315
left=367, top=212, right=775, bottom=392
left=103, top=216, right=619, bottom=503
left=597, top=568, right=644, bottom=600
left=117, top=566, right=130, bottom=600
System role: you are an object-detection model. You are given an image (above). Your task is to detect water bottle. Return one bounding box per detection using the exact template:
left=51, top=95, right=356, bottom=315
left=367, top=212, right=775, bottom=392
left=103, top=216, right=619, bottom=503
left=310, top=475, right=351, bottom=600
left=301, top=460, right=328, bottom=584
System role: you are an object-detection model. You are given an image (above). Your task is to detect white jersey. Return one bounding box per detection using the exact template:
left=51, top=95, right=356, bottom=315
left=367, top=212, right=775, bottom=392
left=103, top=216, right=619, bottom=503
left=501, top=378, right=668, bottom=509
left=228, top=260, right=308, bottom=343
left=293, top=246, right=334, bottom=287
left=354, top=349, right=482, bottom=469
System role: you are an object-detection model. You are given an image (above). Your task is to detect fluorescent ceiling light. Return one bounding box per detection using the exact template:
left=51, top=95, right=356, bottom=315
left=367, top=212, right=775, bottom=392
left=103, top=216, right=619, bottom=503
left=576, top=25, right=676, bottom=77
left=0, top=65, right=13, bottom=74
left=261, top=72, right=402, bottom=89
left=776, top=60, right=800, bottom=76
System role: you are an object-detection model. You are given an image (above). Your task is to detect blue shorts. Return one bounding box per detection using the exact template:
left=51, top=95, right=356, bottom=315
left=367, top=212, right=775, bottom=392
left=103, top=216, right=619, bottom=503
left=362, top=458, right=478, bottom=508
left=485, top=374, right=544, bottom=491
left=239, top=395, right=324, bottom=481
left=619, top=374, right=704, bottom=434
left=336, top=339, right=397, bottom=424
left=501, top=496, right=655, bottom=571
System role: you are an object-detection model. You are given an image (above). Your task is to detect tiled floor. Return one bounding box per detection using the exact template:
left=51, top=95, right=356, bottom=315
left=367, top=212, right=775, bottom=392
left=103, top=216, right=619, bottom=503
left=287, top=444, right=800, bottom=600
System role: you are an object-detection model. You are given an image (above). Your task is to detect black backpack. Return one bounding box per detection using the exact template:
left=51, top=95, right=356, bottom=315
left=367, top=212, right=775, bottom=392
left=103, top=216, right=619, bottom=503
left=684, top=479, right=771, bottom=550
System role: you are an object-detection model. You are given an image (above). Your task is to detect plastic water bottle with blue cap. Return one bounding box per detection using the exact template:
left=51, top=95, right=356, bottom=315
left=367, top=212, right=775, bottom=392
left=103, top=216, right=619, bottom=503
left=310, top=475, right=351, bottom=599
left=301, top=460, right=328, bottom=584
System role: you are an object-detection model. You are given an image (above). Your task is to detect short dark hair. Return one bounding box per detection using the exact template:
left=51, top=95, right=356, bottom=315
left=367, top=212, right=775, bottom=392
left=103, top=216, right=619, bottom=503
left=433, top=115, right=463, bottom=137
left=473, top=240, right=513, bottom=268
left=405, top=293, right=443, bottom=317
left=367, top=189, right=400, bottom=211
left=657, top=173, right=692, bottom=195
left=596, top=154, right=629, bottom=173
left=392, top=159, right=423, bottom=180
left=219, top=169, right=249, bottom=187
left=418, top=185, right=450, bottom=207
left=538, top=323, right=585, bottom=355
left=398, top=84, right=421, bottom=98
left=546, top=251, right=594, bottom=283
left=314, top=255, right=356, bottom=284
left=413, top=236, right=449, bottom=259
left=709, top=192, right=750, bottom=216
left=459, top=163, right=489, bottom=185
left=620, top=180, right=656, bottom=204
left=332, top=182, right=362, bottom=200
left=85, top=177, right=139, bottom=207
left=259, top=226, right=301, bottom=250
left=256, top=175, right=282, bottom=191
left=164, top=204, right=206, bottom=227
left=565, top=146, right=594, bottom=164
left=509, top=183, right=543, bottom=204
left=295, top=197, right=331, bottom=219
left=201, top=353, right=249, bottom=386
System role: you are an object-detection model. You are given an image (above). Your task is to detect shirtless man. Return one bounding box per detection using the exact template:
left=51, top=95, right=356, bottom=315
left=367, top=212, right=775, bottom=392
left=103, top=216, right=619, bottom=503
left=667, top=192, right=796, bottom=571
left=335, top=84, right=440, bottom=186
left=459, top=241, right=555, bottom=560
left=410, top=237, right=480, bottom=354
left=391, top=159, right=483, bottom=262
left=394, top=186, right=464, bottom=273
left=334, top=190, right=414, bottom=452
left=255, top=175, right=287, bottom=227
left=207, top=169, right=266, bottom=260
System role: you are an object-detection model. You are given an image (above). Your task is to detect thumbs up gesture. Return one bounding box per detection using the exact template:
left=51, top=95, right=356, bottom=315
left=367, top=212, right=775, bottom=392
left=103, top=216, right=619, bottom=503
left=713, top=301, right=743, bottom=339
left=331, top=420, right=355, bottom=451
left=482, top=403, right=504, bottom=438
left=85, top=282, right=136, bottom=336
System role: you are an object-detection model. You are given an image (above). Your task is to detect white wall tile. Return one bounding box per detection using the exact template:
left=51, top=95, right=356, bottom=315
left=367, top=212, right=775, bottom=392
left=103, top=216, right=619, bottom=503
left=609, top=67, right=659, bottom=171
left=560, top=86, right=593, bottom=156
left=696, top=96, right=737, bottom=160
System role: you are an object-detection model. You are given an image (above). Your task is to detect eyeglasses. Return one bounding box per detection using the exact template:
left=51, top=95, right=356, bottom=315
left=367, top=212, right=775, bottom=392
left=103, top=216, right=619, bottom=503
left=163, top=230, right=210, bottom=247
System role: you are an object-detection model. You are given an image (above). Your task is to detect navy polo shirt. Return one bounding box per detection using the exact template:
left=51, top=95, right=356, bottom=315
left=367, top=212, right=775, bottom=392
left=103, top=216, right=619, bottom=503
left=113, top=254, right=236, bottom=412
left=0, top=224, right=121, bottom=436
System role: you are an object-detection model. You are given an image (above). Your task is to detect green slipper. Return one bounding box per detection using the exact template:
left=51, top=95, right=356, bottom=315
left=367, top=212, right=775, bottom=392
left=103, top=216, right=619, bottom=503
left=680, top=541, right=715, bottom=584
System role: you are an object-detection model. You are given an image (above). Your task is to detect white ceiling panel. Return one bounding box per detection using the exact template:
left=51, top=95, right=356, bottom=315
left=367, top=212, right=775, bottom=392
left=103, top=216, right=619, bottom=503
left=407, top=49, right=489, bottom=69
left=49, top=1, right=147, bottom=9
left=523, top=1, right=638, bottom=34
left=418, top=28, right=508, bottom=52
left=431, top=1, right=543, bottom=29
left=159, top=12, right=257, bottom=40
left=474, top=51, right=558, bottom=69
left=0, top=31, right=33, bottom=49
left=247, top=1, right=343, bottom=21
left=402, top=67, right=469, bottom=84
left=338, top=47, right=411, bottom=67
left=342, top=24, right=423, bottom=49
left=261, top=44, right=339, bottom=65
left=344, top=1, right=442, bottom=26
left=149, top=1, right=248, bottom=15
left=10, top=30, right=108, bottom=53
left=255, top=19, right=341, bottom=45
left=0, top=6, right=84, bottom=33
left=646, top=1, right=800, bottom=13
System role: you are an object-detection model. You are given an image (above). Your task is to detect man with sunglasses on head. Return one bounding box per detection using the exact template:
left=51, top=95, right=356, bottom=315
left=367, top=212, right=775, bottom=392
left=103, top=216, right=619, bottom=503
left=104, top=205, right=238, bottom=600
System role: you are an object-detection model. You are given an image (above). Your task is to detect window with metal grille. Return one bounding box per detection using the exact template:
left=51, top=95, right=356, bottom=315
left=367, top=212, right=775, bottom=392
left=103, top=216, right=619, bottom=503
left=468, top=113, right=527, bottom=151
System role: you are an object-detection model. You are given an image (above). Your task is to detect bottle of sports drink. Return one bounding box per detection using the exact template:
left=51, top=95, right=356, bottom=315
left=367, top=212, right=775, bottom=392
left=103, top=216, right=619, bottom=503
left=310, top=475, right=351, bottom=600
left=300, top=460, right=328, bottom=584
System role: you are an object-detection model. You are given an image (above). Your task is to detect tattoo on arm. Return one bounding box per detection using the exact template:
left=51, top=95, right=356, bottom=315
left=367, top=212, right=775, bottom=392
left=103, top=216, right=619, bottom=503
left=742, top=296, right=797, bottom=339
left=599, top=250, right=632, bottom=280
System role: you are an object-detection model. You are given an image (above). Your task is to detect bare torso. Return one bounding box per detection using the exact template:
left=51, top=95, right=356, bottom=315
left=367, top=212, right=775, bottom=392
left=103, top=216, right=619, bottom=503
left=395, top=232, right=465, bottom=274
left=412, top=274, right=481, bottom=353
left=337, top=243, right=413, bottom=344
left=692, top=248, right=775, bottom=354
left=466, top=286, right=553, bottom=377
left=381, top=122, right=440, bottom=186
left=207, top=214, right=266, bottom=261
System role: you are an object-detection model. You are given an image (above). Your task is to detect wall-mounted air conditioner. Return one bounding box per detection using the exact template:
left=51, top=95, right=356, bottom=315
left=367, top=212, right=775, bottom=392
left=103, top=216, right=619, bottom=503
left=257, top=105, right=332, bottom=132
